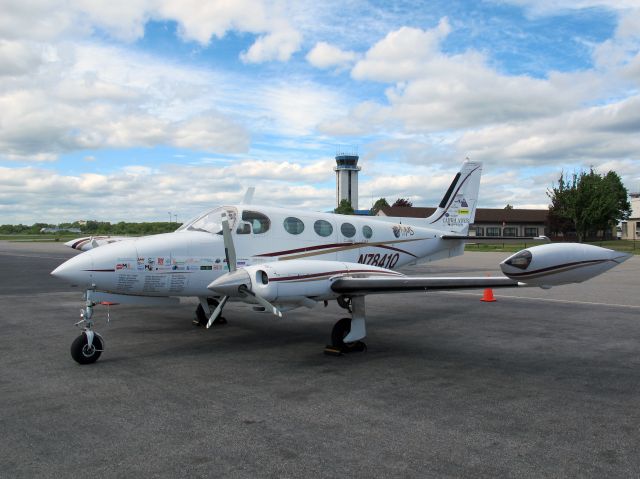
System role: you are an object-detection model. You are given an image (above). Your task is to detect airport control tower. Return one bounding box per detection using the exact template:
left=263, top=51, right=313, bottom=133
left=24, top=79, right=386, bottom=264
left=334, top=148, right=360, bottom=210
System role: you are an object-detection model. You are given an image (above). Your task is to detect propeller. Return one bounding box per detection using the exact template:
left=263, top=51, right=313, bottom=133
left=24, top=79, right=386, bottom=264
left=206, top=211, right=281, bottom=328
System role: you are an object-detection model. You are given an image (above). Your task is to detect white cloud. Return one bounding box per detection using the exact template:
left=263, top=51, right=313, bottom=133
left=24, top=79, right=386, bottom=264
left=351, top=19, right=451, bottom=82
left=457, top=94, right=640, bottom=165
left=256, top=82, right=348, bottom=136
left=0, top=0, right=302, bottom=63
left=0, top=40, right=44, bottom=76
left=494, top=0, right=640, bottom=16
left=346, top=20, right=603, bottom=132
left=306, top=42, right=357, bottom=70
left=240, top=28, right=302, bottom=63
left=0, top=159, right=336, bottom=224
left=0, top=43, right=252, bottom=161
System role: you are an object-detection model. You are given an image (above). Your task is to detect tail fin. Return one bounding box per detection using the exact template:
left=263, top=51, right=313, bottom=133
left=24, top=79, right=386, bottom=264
left=426, top=160, right=482, bottom=234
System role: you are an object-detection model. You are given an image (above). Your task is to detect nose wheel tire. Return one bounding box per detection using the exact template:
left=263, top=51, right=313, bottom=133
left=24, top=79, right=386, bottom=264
left=70, top=333, right=103, bottom=364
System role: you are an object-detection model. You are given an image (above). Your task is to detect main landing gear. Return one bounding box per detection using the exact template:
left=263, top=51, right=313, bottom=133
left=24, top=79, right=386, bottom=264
left=193, top=297, right=227, bottom=327
left=324, top=296, right=367, bottom=356
left=70, top=289, right=104, bottom=365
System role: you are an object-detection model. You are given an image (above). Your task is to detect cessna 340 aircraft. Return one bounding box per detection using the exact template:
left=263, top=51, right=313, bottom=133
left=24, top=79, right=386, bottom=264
left=51, top=160, right=632, bottom=364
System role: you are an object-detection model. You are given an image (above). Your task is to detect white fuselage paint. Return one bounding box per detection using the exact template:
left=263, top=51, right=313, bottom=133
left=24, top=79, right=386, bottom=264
left=52, top=204, right=464, bottom=298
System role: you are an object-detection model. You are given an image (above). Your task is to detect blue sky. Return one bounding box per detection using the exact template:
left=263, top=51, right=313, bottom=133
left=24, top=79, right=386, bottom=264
left=1, top=0, right=639, bottom=223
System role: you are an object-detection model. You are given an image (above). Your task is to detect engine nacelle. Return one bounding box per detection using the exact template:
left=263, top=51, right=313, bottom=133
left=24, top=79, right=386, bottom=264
left=208, top=260, right=402, bottom=302
left=500, top=243, right=631, bottom=288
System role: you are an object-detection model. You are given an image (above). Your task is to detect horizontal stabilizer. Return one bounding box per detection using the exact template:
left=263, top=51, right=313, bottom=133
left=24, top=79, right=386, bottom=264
left=441, top=235, right=550, bottom=242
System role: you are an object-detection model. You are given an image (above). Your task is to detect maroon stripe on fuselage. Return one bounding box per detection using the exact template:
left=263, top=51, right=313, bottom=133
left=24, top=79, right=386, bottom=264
left=256, top=243, right=351, bottom=257
left=269, top=269, right=402, bottom=282
left=256, top=242, right=418, bottom=258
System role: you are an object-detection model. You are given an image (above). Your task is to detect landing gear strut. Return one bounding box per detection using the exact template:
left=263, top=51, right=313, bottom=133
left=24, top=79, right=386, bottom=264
left=70, top=289, right=104, bottom=364
left=325, top=296, right=367, bottom=356
left=193, top=297, right=227, bottom=327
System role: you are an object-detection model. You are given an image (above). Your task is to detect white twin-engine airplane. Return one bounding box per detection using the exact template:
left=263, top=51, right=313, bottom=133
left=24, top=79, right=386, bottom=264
left=52, top=160, right=632, bottom=364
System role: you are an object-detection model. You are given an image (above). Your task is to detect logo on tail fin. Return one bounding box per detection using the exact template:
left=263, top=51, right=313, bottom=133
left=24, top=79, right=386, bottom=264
left=427, top=161, right=482, bottom=233
left=444, top=194, right=472, bottom=226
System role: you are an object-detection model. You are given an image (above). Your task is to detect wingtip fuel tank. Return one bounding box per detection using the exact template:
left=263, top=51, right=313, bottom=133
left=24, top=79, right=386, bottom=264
left=500, top=243, right=632, bottom=288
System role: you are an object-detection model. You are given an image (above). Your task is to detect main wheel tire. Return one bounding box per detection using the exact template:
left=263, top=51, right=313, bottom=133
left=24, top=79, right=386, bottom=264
left=331, top=317, right=352, bottom=349
left=194, top=304, right=208, bottom=326
left=70, top=333, right=103, bottom=365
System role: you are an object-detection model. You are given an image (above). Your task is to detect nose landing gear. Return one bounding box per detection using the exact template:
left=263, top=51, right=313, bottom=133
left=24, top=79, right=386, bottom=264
left=70, top=330, right=104, bottom=364
left=70, top=289, right=105, bottom=365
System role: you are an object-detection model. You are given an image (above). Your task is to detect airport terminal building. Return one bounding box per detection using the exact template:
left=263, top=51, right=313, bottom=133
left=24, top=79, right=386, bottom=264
left=620, top=194, right=640, bottom=240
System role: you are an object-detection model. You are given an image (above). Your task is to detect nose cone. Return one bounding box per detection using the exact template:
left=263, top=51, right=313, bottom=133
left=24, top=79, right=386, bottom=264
left=51, top=252, right=94, bottom=285
left=208, top=269, right=251, bottom=296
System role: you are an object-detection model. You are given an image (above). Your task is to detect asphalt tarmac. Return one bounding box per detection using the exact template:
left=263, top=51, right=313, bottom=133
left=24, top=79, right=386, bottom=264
left=1, top=240, right=639, bottom=478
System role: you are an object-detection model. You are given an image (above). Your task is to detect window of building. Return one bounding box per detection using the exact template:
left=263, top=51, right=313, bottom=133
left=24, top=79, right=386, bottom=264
left=524, top=227, right=538, bottom=237
left=474, top=227, right=484, bottom=237
left=314, top=219, right=333, bottom=237
left=486, top=227, right=501, bottom=237
left=238, top=210, right=270, bottom=235
left=283, top=217, right=304, bottom=235
left=341, top=222, right=356, bottom=238
left=503, top=227, right=518, bottom=237
left=362, top=225, right=373, bottom=239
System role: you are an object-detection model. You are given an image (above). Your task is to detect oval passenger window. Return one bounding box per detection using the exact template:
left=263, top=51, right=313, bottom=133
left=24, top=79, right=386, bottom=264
left=283, top=217, right=305, bottom=235
left=314, top=220, right=333, bottom=237
left=341, top=223, right=356, bottom=238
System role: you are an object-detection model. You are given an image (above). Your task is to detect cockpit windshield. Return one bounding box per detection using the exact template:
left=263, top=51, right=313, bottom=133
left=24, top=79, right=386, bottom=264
left=176, top=207, right=237, bottom=234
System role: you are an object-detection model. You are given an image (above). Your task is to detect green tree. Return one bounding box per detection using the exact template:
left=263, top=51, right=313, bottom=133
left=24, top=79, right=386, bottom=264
left=547, top=169, right=630, bottom=241
left=334, top=199, right=355, bottom=215
left=392, top=198, right=413, bottom=207
left=504, top=204, right=513, bottom=210
left=370, top=198, right=390, bottom=215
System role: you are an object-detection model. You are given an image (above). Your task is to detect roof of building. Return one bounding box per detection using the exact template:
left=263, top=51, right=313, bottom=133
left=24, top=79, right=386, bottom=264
left=379, top=207, right=548, bottom=223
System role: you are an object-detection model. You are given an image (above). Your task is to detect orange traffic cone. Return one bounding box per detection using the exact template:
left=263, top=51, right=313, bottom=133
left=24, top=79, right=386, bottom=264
left=481, top=288, right=496, bottom=302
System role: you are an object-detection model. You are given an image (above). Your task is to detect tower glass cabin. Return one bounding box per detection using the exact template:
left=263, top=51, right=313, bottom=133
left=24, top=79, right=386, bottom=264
left=334, top=152, right=360, bottom=210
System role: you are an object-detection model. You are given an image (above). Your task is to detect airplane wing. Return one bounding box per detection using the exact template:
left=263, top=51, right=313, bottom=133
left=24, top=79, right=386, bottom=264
left=330, top=275, right=519, bottom=295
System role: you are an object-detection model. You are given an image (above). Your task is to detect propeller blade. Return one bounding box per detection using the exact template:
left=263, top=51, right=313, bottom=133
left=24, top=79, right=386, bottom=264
left=241, top=287, right=282, bottom=318
left=242, top=187, right=255, bottom=204
left=220, top=212, right=236, bottom=273
left=206, top=295, right=229, bottom=329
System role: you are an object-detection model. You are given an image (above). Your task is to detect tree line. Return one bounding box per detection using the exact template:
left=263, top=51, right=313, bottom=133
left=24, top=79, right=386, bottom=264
left=334, top=197, right=413, bottom=215
left=0, top=221, right=180, bottom=236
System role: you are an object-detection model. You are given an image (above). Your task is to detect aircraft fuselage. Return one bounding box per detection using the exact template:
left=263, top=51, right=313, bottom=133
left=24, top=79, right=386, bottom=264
left=51, top=205, right=464, bottom=298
